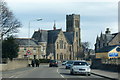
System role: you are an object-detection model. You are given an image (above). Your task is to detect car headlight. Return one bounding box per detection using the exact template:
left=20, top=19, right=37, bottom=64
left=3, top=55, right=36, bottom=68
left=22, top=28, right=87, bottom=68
left=86, top=68, right=91, bottom=71
left=73, top=67, right=78, bottom=70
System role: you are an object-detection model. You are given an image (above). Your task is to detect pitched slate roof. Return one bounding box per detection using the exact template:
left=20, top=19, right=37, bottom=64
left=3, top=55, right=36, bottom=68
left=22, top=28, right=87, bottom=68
left=47, top=29, right=61, bottom=44
left=64, top=32, right=74, bottom=44
left=32, top=30, right=48, bottom=42
left=96, top=45, right=120, bottom=53
left=98, top=33, right=114, bottom=43
left=15, top=38, right=38, bottom=46
left=105, top=34, right=114, bottom=43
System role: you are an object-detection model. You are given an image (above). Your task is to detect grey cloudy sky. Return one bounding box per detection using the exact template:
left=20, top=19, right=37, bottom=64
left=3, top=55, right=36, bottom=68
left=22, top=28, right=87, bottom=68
left=5, top=0, right=118, bottom=49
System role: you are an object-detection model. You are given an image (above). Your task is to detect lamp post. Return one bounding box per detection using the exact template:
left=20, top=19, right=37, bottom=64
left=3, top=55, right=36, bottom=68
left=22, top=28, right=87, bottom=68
left=27, top=18, right=42, bottom=66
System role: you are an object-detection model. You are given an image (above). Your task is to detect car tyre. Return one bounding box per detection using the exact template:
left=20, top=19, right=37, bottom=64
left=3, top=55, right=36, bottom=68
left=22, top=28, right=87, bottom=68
left=70, top=70, right=74, bottom=75
left=88, top=73, right=91, bottom=76
left=66, top=67, right=67, bottom=69
left=86, top=73, right=91, bottom=76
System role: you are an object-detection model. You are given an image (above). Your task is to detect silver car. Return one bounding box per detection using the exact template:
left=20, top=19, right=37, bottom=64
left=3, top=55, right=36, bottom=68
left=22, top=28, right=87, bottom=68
left=65, top=60, right=73, bottom=69
left=70, top=60, right=91, bottom=76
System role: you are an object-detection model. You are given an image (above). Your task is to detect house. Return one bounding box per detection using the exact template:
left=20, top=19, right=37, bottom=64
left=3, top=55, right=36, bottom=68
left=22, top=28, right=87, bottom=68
left=96, top=45, right=120, bottom=59
left=15, top=38, right=45, bottom=59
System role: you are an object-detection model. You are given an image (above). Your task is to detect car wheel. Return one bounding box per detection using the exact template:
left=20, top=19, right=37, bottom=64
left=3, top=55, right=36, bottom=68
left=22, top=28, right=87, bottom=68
left=66, top=67, right=67, bottom=69
left=86, top=73, right=91, bottom=76
left=70, top=70, right=74, bottom=75
left=88, top=73, right=91, bottom=76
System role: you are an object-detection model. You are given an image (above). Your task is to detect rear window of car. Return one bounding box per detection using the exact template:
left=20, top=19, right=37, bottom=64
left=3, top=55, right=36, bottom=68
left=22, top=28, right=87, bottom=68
left=73, top=62, right=88, bottom=66
left=50, top=60, right=57, bottom=63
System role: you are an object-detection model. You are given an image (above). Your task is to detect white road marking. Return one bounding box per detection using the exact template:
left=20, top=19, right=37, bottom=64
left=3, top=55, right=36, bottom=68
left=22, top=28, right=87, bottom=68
left=57, top=68, right=64, bottom=78
left=9, top=76, right=15, bottom=78
left=8, top=67, right=37, bottom=78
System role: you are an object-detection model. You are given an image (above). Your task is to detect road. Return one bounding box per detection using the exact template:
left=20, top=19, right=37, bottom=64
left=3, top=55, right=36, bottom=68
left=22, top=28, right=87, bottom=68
left=2, top=64, right=110, bottom=79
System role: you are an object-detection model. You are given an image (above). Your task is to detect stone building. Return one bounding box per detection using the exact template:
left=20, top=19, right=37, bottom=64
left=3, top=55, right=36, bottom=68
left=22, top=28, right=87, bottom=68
left=15, top=38, right=45, bottom=59
left=95, top=28, right=120, bottom=60
left=66, top=14, right=81, bottom=60
left=32, top=14, right=82, bottom=60
left=95, top=28, right=116, bottom=52
left=16, top=14, right=82, bottom=60
left=109, top=32, right=120, bottom=45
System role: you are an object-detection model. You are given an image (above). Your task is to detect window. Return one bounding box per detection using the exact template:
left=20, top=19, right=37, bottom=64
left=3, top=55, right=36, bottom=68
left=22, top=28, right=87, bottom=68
left=60, top=40, right=63, bottom=49
left=64, top=54, right=66, bottom=59
left=64, top=43, right=66, bottom=49
left=57, top=43, right=59, bottom=49
left=57, top=54, right=59, bottom=59
left=75, top=20, right=79, bottom=28
left=60, top=53, right=63, bottom=60
left=76, top=32, right=78, bottom=37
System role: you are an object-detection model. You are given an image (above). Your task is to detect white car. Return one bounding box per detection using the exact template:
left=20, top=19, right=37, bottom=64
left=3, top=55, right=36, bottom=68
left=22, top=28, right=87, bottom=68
left=62, top=61, right=68, bottom=65
left=70, top=60, right=91, bottom=76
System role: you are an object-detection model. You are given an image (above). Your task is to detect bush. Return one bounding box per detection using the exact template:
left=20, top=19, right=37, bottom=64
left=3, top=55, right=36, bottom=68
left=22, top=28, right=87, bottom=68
left=39, top=59, right=50, bottom=63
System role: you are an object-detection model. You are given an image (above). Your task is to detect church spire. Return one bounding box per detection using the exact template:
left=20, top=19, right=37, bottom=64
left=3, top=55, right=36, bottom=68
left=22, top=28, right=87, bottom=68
left=53, top=20, right=56, bottom=30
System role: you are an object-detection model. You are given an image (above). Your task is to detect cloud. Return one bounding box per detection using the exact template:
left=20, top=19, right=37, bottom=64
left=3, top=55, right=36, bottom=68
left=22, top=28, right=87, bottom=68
left=5, top=0, right=118, bottom=49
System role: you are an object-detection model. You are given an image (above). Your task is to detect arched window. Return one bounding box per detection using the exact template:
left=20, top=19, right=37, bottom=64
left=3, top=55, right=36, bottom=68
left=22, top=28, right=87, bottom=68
left=57, top=42, right=59, bottom=49
left=60, top=40, right=63, bottom=49
left=64, top=42, right=66, bottom=49
left=60, top=53, right=63, bottom=60
left=57, top=54, right=59, bottom=59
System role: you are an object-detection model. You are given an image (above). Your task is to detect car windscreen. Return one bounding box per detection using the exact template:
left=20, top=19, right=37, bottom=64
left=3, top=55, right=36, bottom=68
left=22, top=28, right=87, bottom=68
left=73, top=62, right=88, bottom=66
left=67, top=61, right=73, bottom=64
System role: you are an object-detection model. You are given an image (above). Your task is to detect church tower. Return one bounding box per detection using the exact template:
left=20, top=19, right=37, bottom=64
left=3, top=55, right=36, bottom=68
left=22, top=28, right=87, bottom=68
left=66, top=14, right=81, bottom=47
left=66, top=14, right=81, bottom=59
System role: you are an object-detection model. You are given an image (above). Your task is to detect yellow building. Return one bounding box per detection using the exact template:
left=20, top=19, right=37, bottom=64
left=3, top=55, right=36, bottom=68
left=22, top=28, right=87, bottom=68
left=96, top=45, right=120, bottom=59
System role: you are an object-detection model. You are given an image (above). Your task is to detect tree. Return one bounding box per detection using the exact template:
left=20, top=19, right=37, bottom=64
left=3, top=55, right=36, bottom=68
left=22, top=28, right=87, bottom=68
left=77, top=48, right=85, bottom=60
left=82, top=42, right=90, bottom=49
left=2, top=35, right=19, bottom=60
left=0, top=0, right=21, bottom=38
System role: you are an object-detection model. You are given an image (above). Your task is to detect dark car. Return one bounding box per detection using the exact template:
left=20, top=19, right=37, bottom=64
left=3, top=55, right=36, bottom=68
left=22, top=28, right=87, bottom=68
left=49, top=60, right=58, bottom=67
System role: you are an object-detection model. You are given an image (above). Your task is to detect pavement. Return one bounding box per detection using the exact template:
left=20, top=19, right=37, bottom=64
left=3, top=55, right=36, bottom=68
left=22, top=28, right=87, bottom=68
left=91, top=69, right=119, bottom=80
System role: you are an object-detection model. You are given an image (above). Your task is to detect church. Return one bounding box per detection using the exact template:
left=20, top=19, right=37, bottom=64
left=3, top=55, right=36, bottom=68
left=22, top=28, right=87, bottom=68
left=16, top=14, right=82, bottom=60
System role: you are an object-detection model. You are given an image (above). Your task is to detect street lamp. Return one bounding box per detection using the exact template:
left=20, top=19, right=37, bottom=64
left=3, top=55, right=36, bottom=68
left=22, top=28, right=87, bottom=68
left=27, top=18, right=42, bottom=66
left=28, top=18, right=42, bottom=43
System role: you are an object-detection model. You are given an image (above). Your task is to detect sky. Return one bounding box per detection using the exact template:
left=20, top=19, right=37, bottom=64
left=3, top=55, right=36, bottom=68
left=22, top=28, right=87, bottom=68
left=5, top=0, right=119, bottom=49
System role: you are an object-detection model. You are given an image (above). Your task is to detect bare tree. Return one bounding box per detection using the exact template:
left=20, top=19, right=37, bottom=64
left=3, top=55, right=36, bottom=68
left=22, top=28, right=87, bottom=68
left=82, top=42, right=90, bottom=49
left=0, top=0, right=21, bottom=38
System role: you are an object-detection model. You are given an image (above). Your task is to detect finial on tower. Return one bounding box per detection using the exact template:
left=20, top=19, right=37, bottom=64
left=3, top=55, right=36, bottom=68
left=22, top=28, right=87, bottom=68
left=53, top=20, right=56, bottom=30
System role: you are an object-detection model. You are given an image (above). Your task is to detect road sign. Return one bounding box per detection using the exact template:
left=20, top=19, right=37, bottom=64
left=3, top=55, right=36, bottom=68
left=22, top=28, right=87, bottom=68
left=108, top=52, right=118, bottom=57
left=26, top=50, right=32, bottom=55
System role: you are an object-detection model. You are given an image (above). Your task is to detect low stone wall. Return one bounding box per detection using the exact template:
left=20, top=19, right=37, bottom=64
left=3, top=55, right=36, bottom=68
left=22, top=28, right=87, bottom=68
left=0, top=59, right=28, bottom=71
left=91, top=59, right=120, bottom=73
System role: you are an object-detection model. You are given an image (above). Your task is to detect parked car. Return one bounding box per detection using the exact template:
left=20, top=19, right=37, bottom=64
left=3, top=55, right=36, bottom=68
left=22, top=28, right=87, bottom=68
left=49, top=60, right=58, bottom=67
left=70, top=60, right=91, bottom=76
left=65, top=60, right=73, bottom=69
left=62, top=61, right=68, bottom=65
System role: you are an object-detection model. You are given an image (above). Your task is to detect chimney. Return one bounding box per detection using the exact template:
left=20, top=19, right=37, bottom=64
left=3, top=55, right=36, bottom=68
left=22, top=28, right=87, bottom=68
left=105, top=28, right=111, bottom=34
